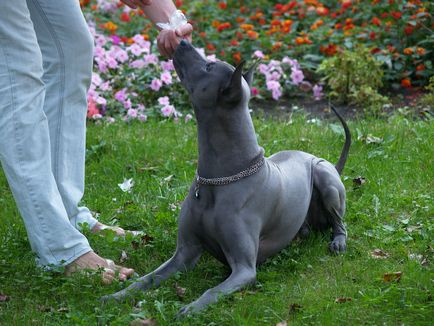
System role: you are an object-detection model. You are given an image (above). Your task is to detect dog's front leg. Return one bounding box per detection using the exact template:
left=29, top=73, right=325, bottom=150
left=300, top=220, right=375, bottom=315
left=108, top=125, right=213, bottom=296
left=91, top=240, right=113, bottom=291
left=101, top=244, right=202, bottom=302
left=177, top=227, right=258, bottom=317
left=177, top=265, right=256, bottom=317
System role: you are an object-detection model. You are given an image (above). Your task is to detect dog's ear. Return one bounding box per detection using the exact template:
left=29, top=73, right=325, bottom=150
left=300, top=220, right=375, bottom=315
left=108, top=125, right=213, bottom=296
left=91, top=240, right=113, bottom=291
left=243, top=59, right=261, bottom=87
left=221, top=60, right=246, bottom=105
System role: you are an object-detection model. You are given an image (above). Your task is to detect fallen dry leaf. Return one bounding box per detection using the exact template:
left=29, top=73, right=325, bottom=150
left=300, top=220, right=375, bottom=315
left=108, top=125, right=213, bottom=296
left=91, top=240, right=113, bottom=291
left=37, top=305, right=54, bottom=312
left=335, top=297, right=353, bottom=303
left=370, top=249, right=390, bottom=259
left=383, top=271, right=402, bottom=283
left=120, top=250, right=128, bottom=263
left=57, top=307, right=69, bottom=313
left=0, top=294, right=10, bottom=302
left=276, top=322, right=288, bottom=326
left=132, top=234, right=154, bottom=250
left=175, top=283, right=186, bottom=299
left=130, top=318, right=157, bottom=326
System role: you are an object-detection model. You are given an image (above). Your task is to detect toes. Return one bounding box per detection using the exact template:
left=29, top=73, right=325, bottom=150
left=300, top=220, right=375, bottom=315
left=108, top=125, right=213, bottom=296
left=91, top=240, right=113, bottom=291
left=329, top=239, right=346, bottom=254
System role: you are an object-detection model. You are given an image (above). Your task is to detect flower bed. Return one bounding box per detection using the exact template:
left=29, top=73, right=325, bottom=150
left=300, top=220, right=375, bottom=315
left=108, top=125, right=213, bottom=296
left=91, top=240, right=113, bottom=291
left=81, top=0, right=432, bottom=120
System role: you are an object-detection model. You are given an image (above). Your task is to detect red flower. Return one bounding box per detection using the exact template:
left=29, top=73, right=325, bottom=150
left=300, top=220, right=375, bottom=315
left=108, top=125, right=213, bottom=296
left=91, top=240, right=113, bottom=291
left=120, top=12, right=130, bottom=22
left=369, top=31, right=376, bottom=40
left=401, top=78, right=411, bottom=88
left=218, top=2, right=227, bottom=10
left=391, top=12, right=402, bottom=19
left=372, top=17, right=381, bottom=26
left=404, top=26, right=414, bottom=35
left=342, top=0, right=352, bottom=10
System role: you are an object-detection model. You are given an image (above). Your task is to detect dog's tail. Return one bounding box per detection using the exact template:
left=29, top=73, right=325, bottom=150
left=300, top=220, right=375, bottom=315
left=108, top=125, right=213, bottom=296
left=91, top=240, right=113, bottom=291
left=330, top=104, right=351, bottom=175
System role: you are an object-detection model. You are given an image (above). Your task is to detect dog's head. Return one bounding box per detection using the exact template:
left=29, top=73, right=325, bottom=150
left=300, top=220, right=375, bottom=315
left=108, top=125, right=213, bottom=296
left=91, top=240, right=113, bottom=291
left=173, top=40, right=258, bottom=112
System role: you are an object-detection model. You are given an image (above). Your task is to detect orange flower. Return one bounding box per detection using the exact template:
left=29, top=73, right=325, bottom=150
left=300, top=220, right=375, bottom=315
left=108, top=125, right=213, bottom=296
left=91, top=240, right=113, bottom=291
left=272, top=42, right=283, bottom=50
left=236, top=17, right=245, bottom=23
left=233, top=51, right=241, bottom=63
left=240, top=24, right=254, bottom=30
left=416, top=47, right=426, bottom=55
left=212, top=21, right=220, bottom=28
left=416, top=64, right=425, bottom=71
left=199, top=32, right=207, bottom=38
left=207, top=43, right=216, bottom=51
left=401, top=78, right=411, bottom=88
left=230, top=39, right=239, bottom=46
left=246, top=30, right=259, bottom=39
left=295, top=37, right=305, bottom=45
left=372, top=17, right=381, bottom=26
left=101, top=21, right=118, bottom=33
left=217, top=22, right=232, bottom=32
left=403, top=48, right=413, bottom=55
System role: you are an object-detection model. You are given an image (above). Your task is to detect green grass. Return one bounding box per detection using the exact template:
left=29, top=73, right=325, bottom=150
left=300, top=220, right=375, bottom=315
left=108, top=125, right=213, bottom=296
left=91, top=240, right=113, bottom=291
left=0, top=112, right=432, bottom=325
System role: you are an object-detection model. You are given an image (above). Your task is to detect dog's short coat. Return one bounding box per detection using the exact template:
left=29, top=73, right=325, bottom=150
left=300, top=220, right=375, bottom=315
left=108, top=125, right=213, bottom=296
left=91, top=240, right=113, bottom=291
left=103, top=41, right=351, bottom=316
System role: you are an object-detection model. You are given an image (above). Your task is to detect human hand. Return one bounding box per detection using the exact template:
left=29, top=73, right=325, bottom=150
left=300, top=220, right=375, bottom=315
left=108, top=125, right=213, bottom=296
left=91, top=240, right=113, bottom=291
left=157, top=23, right=193, bottom=58
left=121, top=0, right=152, bottom=10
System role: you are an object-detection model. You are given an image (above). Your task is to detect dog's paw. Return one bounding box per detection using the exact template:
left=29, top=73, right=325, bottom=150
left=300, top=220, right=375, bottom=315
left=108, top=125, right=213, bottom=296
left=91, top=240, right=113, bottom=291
left=329, top=235, right=346, bottom=254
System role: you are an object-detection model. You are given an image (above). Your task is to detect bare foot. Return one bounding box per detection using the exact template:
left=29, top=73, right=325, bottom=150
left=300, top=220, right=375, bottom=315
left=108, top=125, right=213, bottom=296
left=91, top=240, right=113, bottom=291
left=91, top=222, right=143, bottom=237
left=65, top=251, right=134, bottom=284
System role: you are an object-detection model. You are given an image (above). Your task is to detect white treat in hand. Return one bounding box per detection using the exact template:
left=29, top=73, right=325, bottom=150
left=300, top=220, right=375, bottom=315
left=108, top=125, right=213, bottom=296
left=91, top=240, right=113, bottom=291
left=157, top=10, right=188, bottom=30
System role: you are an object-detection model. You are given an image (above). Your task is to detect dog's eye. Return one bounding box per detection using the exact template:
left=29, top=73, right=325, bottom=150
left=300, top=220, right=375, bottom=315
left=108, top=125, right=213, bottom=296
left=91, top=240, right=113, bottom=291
left=205, top=63, right=214, bottom=72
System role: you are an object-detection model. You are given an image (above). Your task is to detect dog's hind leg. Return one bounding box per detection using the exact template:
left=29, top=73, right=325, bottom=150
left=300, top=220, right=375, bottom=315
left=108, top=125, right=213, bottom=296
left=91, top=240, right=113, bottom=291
left=313, top=161, right=347, bottom=253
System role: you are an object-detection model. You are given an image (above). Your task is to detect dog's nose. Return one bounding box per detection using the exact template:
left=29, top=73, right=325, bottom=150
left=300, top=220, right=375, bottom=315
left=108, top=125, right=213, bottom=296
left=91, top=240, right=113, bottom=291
left=180, top=39, right=187, bottom=46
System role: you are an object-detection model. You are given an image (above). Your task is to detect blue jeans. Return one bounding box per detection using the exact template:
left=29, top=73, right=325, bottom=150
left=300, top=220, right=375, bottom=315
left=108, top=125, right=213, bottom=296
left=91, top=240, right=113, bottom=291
left=0, top=0, right=98, bottom=266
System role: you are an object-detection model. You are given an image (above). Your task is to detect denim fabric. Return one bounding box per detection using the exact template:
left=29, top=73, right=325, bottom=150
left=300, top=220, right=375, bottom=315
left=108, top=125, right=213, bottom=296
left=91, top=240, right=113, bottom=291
left=0, top=0, right=98, bottom=266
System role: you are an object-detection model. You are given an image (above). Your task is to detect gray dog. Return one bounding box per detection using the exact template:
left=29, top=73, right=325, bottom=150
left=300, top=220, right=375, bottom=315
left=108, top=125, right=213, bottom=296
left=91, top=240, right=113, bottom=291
left=103, top=40, right=351, bottom=316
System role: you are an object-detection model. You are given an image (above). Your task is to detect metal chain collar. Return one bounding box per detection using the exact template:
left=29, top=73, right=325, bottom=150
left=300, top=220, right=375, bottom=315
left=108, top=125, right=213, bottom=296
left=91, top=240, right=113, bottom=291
left=194, top=148, right=265, bottom=198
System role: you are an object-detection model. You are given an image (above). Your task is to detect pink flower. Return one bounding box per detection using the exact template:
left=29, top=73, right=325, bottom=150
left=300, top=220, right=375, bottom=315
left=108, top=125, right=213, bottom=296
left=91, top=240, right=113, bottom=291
left=150, top=79, right=163, bottom=91
left=259, top=63, right=269, bottom=74
left=253, top=50, right=264, bottom=59
left=115, top=89, right=127, bottom=102
left=115, top=49, right=129, bottom=63
left=160, top=60, right=175, bottom=71
left=97, top=61, right=108, bottom=73
left=127, top=108, right=138, bottom=118
left=185, top=113, right=193, bottom=123
left=107, top=57, right=118, bottom=69
left=158, top=96, right=170, bottom=105
left=160, top=71, right=173, bottom=85
left=123, top=98, right=132, bottom=109
left=137, top=104, right=145, bottom=111
left=266, top=80, right=282, bottom=100
left=87, top=97, right=100, bottom=118
left=251, top=87, right=259, bottom=96
left=96, top=96, right=107, bottom=106
left=110, top=35, right=121, bottom=45
left=100, top=81, right=111, bottom=91
left=290, top=68, right=304, bottom=85
left=143, top=54, right=158, bottom=65
left=161, top=104, right=175, bottom=117
left=313, top=84, right=324, bottom=100
left=128, top=43, right=144, bottom=56
left=94, top=46, right=106, bottom=59
left=91, top=73, right=102, bottom=86
left=132, top=34, right=144, bottom=44
left=138, top=114, right=147, bottom=122
left=130, top=59, right=146, bottom=68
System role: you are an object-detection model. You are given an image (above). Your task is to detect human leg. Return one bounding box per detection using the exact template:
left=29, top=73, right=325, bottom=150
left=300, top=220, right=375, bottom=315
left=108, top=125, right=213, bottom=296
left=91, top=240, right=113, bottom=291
left=26, top=0, right=98, bottom=230
left=0, top=0, right=92, bottom=266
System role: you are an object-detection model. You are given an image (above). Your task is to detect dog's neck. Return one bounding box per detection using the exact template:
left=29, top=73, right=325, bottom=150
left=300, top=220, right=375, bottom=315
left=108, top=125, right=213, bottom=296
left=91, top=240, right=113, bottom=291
left=196, top=102, right=261, bottom=179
